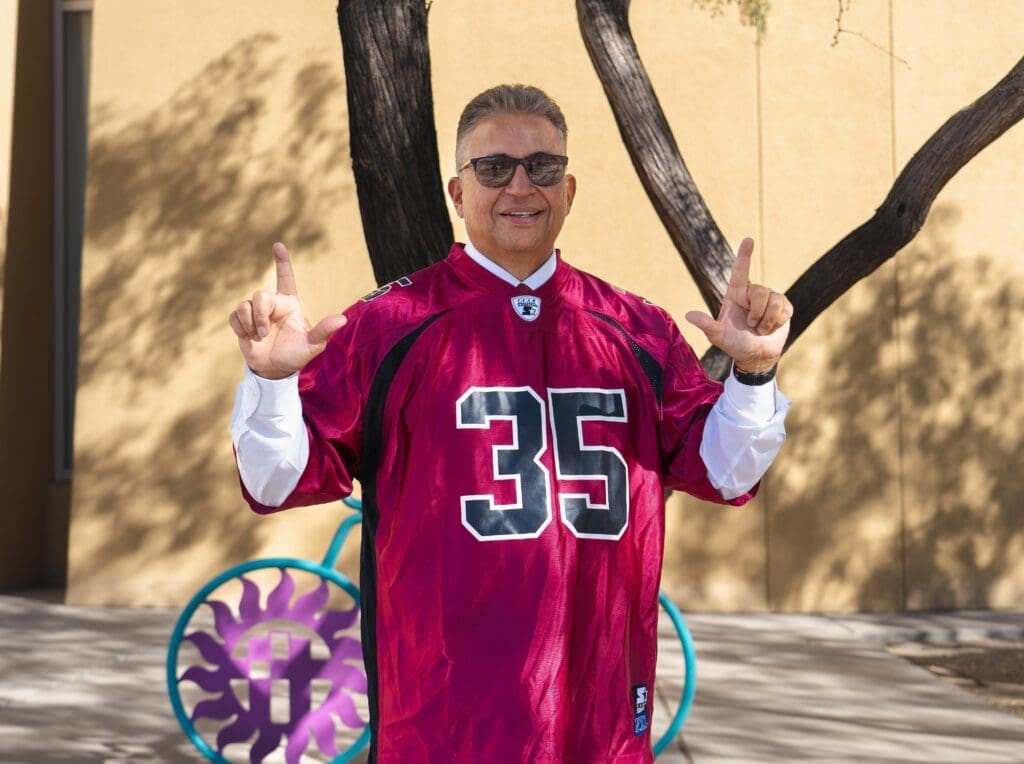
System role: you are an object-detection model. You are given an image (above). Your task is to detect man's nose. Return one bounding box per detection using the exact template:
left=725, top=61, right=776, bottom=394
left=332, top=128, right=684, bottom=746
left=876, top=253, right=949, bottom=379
left=505, top=163, right=534, bottom=194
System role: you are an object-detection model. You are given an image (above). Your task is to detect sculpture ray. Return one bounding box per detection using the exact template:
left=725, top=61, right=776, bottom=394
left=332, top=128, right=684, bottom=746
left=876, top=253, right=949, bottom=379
left=238, top=576, right=263, bottom=623
left=318, top=605, right=359, bottom=636
left=265, top=568, right=297, bottom=618
left=192, top=695, right=239, bottom=722
left=250, top=725, right=282, bottom=763
left=205, top=599, right=244, bottom=645
left=322, top=687, right=366, bottom=729
left=180, top=664, right=231, bottom=692
left=291, top=579, right=330, bottom=623
left=215, top=715, right=256, bottom=752
left=185, top=630, right=234, bottom=666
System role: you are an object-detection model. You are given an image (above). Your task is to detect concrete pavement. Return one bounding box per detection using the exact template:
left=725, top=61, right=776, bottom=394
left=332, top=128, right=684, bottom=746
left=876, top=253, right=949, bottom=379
left=1, top=592, right=1023, bottom=763
left=657, top=611, right=1024, bottom=763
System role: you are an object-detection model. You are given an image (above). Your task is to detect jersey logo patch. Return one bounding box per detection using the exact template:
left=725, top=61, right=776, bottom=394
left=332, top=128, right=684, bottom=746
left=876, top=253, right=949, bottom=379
left=511, top=295, right=541, bottom=321
left=633, top=684, right=650, bottom=736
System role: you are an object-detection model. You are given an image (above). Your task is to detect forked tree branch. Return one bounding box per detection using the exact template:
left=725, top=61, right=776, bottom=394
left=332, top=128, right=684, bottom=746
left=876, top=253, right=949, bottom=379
left=578, top=0, right=1024, bottom=378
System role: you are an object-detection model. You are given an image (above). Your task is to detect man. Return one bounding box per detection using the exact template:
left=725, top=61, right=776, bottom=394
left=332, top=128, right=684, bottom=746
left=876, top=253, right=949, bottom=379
left=230, top=84, right=791, bottom=763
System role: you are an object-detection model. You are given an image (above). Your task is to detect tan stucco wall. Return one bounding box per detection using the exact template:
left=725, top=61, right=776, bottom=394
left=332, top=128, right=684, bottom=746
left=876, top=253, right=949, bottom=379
left=892, top=1, right=1024, bottom=611
left=67, top=1, right=1024, bottom=610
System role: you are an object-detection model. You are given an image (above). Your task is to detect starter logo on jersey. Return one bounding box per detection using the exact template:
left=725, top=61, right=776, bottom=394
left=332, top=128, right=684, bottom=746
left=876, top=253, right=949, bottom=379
left=511, top=295, right=541, bottom=322
left=632, top=684, right=650, bottom=736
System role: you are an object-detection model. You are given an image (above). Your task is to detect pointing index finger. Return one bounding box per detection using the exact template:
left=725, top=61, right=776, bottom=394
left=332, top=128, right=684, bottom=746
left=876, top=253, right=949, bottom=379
left=727, top=237, right=754, bottom=292
left=273, top=242, right=298, bottom=296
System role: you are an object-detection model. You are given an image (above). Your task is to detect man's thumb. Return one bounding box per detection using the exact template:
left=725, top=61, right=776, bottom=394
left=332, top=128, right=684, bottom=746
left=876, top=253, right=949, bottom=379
left=308, top=314, right=348, bottom=346
left=684, top=310, right=716, bottom=336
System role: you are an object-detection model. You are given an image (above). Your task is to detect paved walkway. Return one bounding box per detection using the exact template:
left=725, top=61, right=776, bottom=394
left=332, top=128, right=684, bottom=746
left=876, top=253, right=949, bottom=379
left=1, top=592, right=1022, bottom=763
left=658, top=611, right=1024, bottom=763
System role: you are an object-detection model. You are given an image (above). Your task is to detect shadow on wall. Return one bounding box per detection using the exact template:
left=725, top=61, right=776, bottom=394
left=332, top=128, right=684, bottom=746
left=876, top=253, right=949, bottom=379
left=767, top=205, right=1023, bottom=612
left=69, top=34, right=355, bottom=602
left=82, top=33, right=347, bottom=376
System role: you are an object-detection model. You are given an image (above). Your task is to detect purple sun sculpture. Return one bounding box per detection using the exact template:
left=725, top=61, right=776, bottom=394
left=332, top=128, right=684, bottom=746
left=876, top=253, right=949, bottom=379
left=179, top=569, right=367, bottom=764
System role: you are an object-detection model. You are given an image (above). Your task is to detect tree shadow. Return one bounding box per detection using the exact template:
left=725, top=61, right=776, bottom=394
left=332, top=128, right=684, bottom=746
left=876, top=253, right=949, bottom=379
left=69, top=34, right=360, bottom=604
left=766, top=204, right=1024, bottom=611
left=80, top=34, right=348, bottom=380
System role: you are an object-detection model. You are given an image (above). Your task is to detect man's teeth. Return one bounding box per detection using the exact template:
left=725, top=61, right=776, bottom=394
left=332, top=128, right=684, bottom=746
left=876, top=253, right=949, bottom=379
left=506, top=212, right=538, bottom=217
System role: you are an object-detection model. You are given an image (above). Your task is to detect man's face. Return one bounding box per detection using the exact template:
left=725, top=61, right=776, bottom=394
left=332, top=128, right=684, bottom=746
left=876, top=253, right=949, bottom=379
left=448, top=114, right=576, bottom=272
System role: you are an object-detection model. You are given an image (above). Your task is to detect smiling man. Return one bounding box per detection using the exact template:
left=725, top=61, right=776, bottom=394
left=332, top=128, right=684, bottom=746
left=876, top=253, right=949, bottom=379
left=229, top=84, right=792, bottom=763
left=448, top=105, right=575, bottom=281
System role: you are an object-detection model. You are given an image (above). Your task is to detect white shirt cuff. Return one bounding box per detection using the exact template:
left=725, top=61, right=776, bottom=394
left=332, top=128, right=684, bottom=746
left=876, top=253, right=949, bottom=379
left=700, top=376, right=791, bottom=500
left=720, top=373, right=781, bottom=424
left=230, top=367, right=308, bottom=506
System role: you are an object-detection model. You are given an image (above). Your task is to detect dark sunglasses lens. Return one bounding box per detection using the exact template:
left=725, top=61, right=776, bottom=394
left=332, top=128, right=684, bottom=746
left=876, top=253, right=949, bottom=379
left=474, top=156, right=516, bottom=187
left=523, top=156, right=565, bottom=186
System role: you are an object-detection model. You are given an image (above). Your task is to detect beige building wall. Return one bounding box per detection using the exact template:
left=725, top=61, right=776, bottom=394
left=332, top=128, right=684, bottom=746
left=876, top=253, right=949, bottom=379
left=67, top=1, right=1024, bottom=610
left=757, top=1, right=901, bottom=612
left=893, top=1, right=1024, bottom=610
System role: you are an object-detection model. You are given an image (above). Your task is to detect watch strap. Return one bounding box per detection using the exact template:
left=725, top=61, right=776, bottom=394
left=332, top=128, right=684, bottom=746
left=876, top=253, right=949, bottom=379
left=732, top=363, right=777, bottom=386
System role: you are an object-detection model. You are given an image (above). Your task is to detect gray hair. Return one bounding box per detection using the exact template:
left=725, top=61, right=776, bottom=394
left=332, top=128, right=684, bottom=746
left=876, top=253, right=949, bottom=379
left=455, top=84, right=568, bottom=166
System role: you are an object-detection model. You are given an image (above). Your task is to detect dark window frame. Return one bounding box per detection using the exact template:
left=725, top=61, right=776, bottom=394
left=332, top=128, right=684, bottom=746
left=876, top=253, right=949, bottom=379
left=52, top=0, right=92, bottom=481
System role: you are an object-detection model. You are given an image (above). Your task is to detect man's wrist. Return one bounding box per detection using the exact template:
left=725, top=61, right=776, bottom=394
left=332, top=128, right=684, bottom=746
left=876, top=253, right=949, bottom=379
left=248, top=365, right=299, bottom=381
left=732, top=362, right=777, bottom=386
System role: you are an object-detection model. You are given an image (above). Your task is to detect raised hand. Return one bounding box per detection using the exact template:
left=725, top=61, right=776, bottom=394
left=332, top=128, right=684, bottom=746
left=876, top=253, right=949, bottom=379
left=228, top=243, right=347, bottom=379
left=685, top=237, right=792, bottom=373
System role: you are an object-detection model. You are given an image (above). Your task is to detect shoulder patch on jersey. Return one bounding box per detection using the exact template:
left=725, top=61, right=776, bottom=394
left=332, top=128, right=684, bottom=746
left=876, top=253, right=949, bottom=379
left=361, top=276, right=412, bottom=302
left=511, top=295, right=541, bottom=321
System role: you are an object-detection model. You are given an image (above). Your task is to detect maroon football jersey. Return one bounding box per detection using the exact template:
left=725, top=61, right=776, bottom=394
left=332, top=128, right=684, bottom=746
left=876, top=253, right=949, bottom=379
left=243, top=244, right=754, bottom=763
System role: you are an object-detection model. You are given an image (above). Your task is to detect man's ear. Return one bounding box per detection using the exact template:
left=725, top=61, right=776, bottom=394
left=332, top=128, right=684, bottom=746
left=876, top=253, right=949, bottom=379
left=565, top=174, right=577, bottom=215
left=447, top=176, right=465, bottom=218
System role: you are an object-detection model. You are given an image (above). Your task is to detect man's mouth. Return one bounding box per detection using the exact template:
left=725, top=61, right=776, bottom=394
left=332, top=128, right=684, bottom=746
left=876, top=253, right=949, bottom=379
left=501, top=210, right=542, bottom=220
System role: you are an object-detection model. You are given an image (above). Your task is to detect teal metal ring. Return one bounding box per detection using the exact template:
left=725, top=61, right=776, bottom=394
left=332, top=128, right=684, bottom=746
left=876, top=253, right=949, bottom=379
left=652, top=591, right=697, bottom=756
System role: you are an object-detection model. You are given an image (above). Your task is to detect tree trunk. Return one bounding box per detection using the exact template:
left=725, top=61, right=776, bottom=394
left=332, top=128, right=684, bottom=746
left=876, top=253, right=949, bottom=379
left=576, top=0, right=735, bottom=316
left=337, top=0, right=453, bottom=286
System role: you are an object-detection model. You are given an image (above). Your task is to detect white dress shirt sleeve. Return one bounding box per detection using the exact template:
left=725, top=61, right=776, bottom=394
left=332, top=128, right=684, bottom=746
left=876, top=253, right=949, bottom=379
left=230, top=367, right=310, bottom=507
left=699, top=373, right=791, bottom=500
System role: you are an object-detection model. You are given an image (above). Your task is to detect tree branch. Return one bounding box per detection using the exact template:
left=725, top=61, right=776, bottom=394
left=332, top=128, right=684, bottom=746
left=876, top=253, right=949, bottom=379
left=576, top=0, right=735, bottom=315
left=337, top=0, right=453, bottom=286
left=782, top=54, right=1024, bottom=350
left=577, top=0, right=1024, bottom=377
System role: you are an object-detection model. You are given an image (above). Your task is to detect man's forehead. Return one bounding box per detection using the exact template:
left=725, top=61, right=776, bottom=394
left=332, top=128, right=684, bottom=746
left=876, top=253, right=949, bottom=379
left=463, top=114, right=565, bottom=152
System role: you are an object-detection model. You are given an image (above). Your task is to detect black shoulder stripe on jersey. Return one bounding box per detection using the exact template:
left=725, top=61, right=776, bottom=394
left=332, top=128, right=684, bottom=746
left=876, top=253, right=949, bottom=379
left=358, top=309, right=449, bottom=763
left=587, top=310, right=664, bottom=406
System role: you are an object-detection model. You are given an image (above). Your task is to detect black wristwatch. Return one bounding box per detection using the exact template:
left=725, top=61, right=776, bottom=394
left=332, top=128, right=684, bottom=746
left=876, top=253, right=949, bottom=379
left=732, top=363, right=777, bottom=386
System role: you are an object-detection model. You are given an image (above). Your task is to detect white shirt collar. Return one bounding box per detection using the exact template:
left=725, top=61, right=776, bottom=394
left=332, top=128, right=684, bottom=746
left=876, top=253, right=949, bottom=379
left=464, top=241, right=557, bottom=290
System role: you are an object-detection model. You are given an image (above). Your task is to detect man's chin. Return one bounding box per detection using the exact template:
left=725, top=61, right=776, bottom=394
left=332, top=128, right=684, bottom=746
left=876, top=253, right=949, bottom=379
left=495, top=229, right=552, bottom=253
left=495, top=241, right=550, bottom=260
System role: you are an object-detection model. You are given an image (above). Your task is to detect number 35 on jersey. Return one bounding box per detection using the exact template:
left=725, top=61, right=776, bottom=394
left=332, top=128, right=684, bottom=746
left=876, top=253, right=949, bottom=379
left=456, top=386, right=629, bottom=542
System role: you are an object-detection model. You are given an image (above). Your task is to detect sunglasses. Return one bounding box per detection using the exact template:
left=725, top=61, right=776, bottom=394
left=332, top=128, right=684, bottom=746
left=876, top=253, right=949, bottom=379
left=459, top=152, right=569, bottom=188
